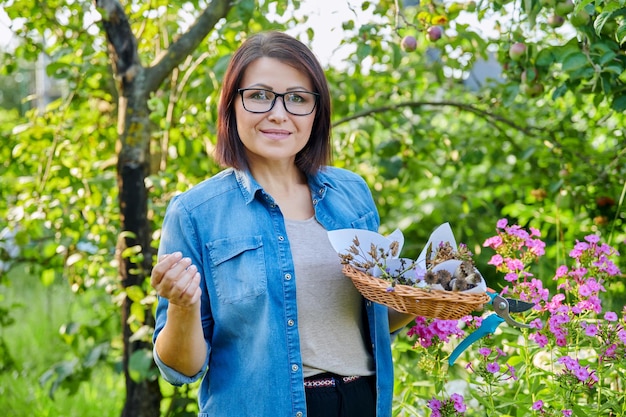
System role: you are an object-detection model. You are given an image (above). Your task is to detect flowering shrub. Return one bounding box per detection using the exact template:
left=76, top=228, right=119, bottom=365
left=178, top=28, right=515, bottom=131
left=395, top=219, right=625, bottom=417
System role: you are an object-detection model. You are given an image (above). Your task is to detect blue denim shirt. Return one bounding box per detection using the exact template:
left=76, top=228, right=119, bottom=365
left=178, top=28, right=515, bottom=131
left=153, top=167, right=395, bottom=417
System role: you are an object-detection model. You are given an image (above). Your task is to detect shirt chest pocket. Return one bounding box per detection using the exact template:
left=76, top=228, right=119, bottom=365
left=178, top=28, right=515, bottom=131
left=206, top=235, right=268, bottom=304
left=350, top=211, right=378, bottom=231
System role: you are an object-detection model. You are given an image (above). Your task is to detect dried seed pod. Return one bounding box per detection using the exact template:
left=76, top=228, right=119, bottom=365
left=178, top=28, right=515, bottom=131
left=452, top=277, right=469, bottom=292
left=424, top=271, right=438, bottom=285
left=466, top=272, right=482, bottom=285
left=436, top=270, right=452, bottom=289
left=457, top=260, right=476, bottom=278
left=389, top=241, right=400, bottom=257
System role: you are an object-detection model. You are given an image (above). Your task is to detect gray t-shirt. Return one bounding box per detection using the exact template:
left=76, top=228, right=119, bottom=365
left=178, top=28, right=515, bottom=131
left=285, top=216, right=375, bottom=378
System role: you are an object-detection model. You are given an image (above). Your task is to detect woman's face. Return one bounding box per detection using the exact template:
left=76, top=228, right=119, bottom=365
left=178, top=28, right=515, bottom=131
left=235, top=57, right=316, bottom=168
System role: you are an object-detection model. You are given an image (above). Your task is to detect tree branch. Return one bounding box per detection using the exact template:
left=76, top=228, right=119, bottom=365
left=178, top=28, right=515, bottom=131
left=332, top=100, right=541, bottom=137
left=145, top=0, right=235, bottom=92
left=94, top=0, right=141, bottom=85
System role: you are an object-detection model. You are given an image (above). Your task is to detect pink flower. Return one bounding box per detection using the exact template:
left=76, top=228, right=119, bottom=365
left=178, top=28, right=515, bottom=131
left=526, top=238, right=546, bottom=256
left=574, top=366, right=590, bottom=381
left=530, top=332, right=549, bottom=348
left=497, top=218, right=508, bottom=228
left=505, top=258, right=524, bottom=272
left=427, top=398, right=442, bottom=410
left=478, top=347, right=492, bottom=357
left=488, top=254, right=504, bottom=267
left=604, top=311, right=618, bottom=321
left=483, top=235, right=503, bottom=249
left=532, top=400, right=544, bottom=411
left=451, top=393, right=467, bottom=413
left=544, top=294, right=565, bottom=313
left=562, top=410, right=573, bottom=416
left=555, top=265, right=568, bottom=279
left=503, top=272, right=518, bottom=282
left=602, top=343, right=617, bottom=359
left=486, top=362, right=500, bottom=373
left=582, top=322, right=598, bottom=337
left=505, top=364, right=518, bottom=380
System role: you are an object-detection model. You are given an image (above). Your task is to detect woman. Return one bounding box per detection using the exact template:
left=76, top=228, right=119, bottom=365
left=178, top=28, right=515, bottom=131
left=151, top=31, right=415, bottom=417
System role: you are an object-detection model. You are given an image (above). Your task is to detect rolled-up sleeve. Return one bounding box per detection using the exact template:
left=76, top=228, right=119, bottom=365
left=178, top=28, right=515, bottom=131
left=152, top=343, right=209, bottom=386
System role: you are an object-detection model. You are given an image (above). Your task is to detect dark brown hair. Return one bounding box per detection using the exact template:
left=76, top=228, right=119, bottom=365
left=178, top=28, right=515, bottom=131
left=215, top=31, right=332, bottom=174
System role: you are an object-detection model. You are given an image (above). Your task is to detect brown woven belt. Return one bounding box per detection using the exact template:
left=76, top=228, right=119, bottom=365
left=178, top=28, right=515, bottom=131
left=303, top=375, right=361, bottom=388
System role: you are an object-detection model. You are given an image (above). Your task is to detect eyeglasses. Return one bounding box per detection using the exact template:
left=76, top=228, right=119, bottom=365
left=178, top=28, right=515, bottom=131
left=237, top=88, right=319, bottom=116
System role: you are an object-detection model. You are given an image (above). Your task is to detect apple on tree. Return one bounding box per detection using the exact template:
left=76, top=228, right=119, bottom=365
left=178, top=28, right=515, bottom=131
left=521, top=67, right=539, bottom=84
left=570, top=10, right=591, bottom=27
left=555, top=0, right=574, bottom=16
left=427, top=26, right=443, bottom=42
left=521, top=81, right=545, bottom=98
left=547, top=14, right=565, bottom=28
left=401, top=35, right=417, bottom=52
left=509, top=42, right=526, bottom=61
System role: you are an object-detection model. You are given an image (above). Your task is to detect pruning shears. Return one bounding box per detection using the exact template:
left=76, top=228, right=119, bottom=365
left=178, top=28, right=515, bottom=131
left=448, top=289, right=534, bottom=366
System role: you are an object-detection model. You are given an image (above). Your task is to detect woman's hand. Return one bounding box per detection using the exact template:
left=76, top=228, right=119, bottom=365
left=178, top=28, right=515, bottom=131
left=151, top=252, right=202, bottom=308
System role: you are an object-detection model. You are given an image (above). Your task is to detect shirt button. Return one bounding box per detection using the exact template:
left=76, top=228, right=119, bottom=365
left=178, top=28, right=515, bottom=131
left=318, top=188, right=323, bottom=195
left=291, top=364, right=299, bottom=372
left=312, top=199, right=318, bottom=205
left=278, top=236, right=285, bottom=241
left=285, top=273, right=292, bottom=280
left=287, top=319, right=295, bottom=326
left=296, top=412, right=303, bottom=417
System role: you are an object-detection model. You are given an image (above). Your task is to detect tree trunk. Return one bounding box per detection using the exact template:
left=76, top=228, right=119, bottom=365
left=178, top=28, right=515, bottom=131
left=94, top=0, right=235, bottom=414
left=116, top=90, right=161, bottom=417
left=95, top=1, right=161, bottom=415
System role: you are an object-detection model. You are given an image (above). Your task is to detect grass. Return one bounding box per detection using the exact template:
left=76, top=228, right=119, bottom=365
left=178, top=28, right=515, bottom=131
left=0, top=265, right=124, bottom=416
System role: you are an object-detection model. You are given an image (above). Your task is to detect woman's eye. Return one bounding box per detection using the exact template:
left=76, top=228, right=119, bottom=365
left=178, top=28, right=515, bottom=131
left=286, top=93, right=306, bottom=103
left=249, top=90, right=272, bottom=100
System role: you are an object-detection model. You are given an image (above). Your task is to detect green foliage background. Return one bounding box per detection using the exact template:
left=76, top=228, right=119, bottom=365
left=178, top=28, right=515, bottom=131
left=0, top=0, right=624, bottom=415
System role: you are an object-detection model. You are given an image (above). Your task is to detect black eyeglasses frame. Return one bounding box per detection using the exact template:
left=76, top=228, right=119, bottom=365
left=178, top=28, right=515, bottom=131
left=237, top=88, right=320, bottom=116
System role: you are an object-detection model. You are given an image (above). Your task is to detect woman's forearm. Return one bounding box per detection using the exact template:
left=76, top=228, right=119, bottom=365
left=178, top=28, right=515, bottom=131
left=155, top=303, right=207, bottom=377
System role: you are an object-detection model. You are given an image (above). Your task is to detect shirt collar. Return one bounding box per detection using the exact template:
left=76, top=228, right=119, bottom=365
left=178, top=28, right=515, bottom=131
left=234, top=167, right=334, bottom=205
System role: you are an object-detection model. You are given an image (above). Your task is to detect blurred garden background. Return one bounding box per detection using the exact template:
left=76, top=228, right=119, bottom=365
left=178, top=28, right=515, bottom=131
left=0, top=0, right=624, bottom=416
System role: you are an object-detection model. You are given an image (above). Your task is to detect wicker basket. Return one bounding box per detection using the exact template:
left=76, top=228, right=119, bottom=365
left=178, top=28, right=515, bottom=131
left=342, top=264, right=491, bottom=320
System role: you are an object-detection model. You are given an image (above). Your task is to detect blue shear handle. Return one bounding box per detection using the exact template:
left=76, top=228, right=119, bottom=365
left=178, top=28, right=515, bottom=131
left=448, top=314, right=504, bottom=366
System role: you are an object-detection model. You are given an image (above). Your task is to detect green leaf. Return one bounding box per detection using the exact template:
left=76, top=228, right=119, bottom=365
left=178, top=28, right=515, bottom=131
left=356, top=43, right=372, bottom=61
left=562, top=52, right=589, bottom=72
left=617, top=23, right=626, bottom=46
left=611, top=94, right=626, bottom=112
left=594, top=11, right=613, bottom=36
left=128, top=349, right=156, bottom=382
left=376, top=139, right=402, bottom=157
left=597, top=50, right=617, bottom=66
left=83, top=343, right=108, bottom=368
left=535, top=48, right=556, bottom=67
left=125, top=285, right=146, bottom=303
left=41, top=268, right=55, bottom=286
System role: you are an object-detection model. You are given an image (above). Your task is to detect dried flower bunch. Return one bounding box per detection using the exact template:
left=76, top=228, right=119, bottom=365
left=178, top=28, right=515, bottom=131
left=424, top=242, right=483, bottom=292
left=338, top=236, right=482, bottom=292
left=338, top=236, right=416, bottom=285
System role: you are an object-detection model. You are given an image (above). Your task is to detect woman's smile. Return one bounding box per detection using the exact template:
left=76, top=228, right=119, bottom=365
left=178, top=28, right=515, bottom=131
left=260, top=127, right=292, bottom=140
